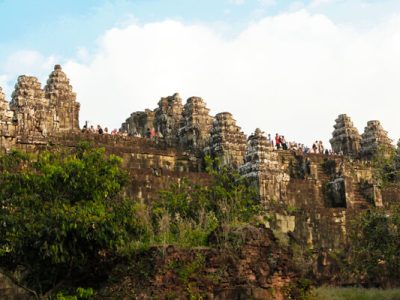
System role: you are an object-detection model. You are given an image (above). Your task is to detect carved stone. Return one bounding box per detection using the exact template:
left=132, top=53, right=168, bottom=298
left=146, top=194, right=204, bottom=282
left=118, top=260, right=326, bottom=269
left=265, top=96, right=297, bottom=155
left=210, top=112, right=247, bottom=168
left=178, top=97, right=213, bottom=152
left=45, top=64, right=80, bottom=132
left=330, top=114, right=361, bottom=156
left=240, top=128, right=290, bottom=206
left=360, top=120, right=393, bottom=158
left=121, top=109, right=155, bottom=136
left=9, top=75, right=51, bottom=138
left=154, top=93, right=183, bottom=145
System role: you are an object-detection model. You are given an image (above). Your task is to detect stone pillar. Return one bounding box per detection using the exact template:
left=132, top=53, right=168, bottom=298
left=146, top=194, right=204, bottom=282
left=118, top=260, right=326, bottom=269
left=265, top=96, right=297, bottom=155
left=178, top=97, right=213, bottom=152
left=360, top=120, right=393, bottom=159
left=329, top=114, right=361, bottom=156
left=154, top=93, right=183, bottom=146
left=210, top=112, right=247, bottom=168
left=45, top=64, right=80, bottom=132
left=240, top=128, right=290, bottom=207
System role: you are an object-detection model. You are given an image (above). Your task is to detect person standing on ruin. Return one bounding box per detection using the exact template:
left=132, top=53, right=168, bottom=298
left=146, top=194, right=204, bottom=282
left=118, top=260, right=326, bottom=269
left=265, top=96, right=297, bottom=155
left=281, top=136, right=287, bottom=150
left=275, top=133, right=281, bottom=150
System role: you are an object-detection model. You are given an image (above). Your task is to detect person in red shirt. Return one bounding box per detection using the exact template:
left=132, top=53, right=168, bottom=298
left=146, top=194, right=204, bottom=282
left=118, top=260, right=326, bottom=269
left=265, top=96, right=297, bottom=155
left=275, top=133, right=281, bottom=150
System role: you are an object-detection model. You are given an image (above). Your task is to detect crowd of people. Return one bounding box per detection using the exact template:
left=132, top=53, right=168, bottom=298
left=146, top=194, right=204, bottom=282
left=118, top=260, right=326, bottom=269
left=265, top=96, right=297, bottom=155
left=82, top=123, right=127, bottom=136
left=81, top=122, right=164, bottom=140
left=268, top=133, right=336, bottom=155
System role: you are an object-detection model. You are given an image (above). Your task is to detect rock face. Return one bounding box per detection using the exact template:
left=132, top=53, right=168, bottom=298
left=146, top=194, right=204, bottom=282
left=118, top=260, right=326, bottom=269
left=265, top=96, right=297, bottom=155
left=330, top=114, right=361, bottom=156
left=100, top=225, right=298, bottom=300
left=240, top=129, right=290, bottom=206
left=45, top=64, right=80, bottom=132
left=154, top=93, right=183, bottom=145
left=360, top=120, right=393, bottom=158
left=178, top=97, right=213, bottom=152
left=210, top=112, right=247, bottom=167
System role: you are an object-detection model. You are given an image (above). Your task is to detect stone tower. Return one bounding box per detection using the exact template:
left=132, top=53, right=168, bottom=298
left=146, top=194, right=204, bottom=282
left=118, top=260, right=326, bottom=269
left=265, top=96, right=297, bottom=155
left=178, top=97, right=213, bottom=152
left=240, top=128, right=290, bottom=206
left=9, top=75, right=52, bottom=138
left=154, top=93, right=183, bottom=146
left=0, top=87, right=9, bottom=118
left=360, top=120, right=393, bottom=158
left=209, top=112, right=247, bottom=168
left=45, top=64, right=80, bottom=132
left=0, top=87, right=15, bottom=139
left=330, top=114, right=361, bottom=156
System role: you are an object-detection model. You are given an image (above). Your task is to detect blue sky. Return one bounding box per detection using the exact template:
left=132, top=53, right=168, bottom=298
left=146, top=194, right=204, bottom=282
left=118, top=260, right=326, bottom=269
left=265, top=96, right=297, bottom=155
left=1, top=0, right=400, bottom=146
left=2, top=0, right=400, bottom=62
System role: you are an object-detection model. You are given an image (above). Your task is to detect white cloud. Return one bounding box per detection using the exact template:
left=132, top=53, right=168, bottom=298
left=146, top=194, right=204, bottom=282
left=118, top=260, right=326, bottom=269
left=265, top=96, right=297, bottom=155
left=4, top=10, right=400, bottom=147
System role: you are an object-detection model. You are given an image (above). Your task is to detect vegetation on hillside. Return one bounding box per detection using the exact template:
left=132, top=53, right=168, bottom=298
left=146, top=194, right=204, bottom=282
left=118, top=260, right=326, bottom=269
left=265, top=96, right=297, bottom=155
left=348, top=206, right=400, bottom=288
left=0, top=145, right=261, bottom=298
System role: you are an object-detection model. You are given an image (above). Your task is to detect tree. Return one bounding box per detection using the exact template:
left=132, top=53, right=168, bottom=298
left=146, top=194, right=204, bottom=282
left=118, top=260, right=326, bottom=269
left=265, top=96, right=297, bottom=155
left=349, top=206, right=400, bottom=287
left=0, top=143, right=147, bottom=297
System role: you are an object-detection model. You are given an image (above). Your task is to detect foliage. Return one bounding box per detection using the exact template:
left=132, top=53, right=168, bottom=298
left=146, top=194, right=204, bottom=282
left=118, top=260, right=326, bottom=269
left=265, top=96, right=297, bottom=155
left=0, top=143, right=147, bottom=296
left=56, top=287, right=94, bottom=300
left=0, top=147, right=261, bottom=297
left=371, top=145, right=400, bottom=186
left=348, top=206, right=400, bottom=287
left=151, top=155, right=260, bottom=248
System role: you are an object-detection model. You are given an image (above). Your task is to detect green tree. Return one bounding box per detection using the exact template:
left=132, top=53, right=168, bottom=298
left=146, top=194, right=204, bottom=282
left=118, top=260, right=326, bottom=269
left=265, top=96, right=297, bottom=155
left=371, top=145, right=400, bottom=186
left=349, top=206, right=400, bottom=287
left=0, top=143, right=148, bottom=297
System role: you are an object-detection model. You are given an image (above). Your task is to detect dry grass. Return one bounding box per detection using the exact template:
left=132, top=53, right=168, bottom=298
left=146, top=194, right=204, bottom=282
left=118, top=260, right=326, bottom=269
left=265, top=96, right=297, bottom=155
left=308, top=287, right=400, bottom=300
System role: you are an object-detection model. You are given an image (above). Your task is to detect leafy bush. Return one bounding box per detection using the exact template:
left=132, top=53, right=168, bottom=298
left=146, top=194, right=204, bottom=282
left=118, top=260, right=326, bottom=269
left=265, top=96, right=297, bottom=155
left=151, top=156, right=260, bottom=248
left=348, top=206, right=400, bottom=287
left=0, top=143, right=147, bottom=297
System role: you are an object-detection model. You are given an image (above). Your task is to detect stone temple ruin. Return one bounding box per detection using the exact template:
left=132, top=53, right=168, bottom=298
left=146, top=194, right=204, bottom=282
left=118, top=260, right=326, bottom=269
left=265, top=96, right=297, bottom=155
left=1, top=65, right=400, bottom=275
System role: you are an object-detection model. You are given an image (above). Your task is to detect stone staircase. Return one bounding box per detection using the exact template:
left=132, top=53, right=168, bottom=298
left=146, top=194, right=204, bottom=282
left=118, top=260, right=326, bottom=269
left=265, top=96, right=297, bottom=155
left=315, top=163, right=330, bottom=182
left=350, top=182, right=373, bottom=209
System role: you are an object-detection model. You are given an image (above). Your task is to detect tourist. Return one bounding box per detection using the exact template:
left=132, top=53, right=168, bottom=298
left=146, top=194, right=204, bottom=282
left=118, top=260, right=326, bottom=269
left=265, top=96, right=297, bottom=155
left=312, top=141, right=318, bottom=153
left=97, top=125, right=103, bottom=134
left=318, top=141, right=324, bottom=154
left=150, top=128, right=156, bottom=139
left=275, top=133, right=281, bottom=150
left=104, top=127, right=109, bottom=134
left=146, top=128, right=151, bottom=138
left=281, top=135, right=288, bottom=150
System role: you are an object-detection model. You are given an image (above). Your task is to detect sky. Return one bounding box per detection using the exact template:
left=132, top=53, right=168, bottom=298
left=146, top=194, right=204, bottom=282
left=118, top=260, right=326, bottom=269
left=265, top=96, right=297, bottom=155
left=1, top=0, right=400, bottom=147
